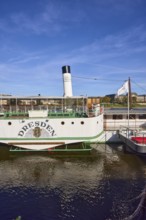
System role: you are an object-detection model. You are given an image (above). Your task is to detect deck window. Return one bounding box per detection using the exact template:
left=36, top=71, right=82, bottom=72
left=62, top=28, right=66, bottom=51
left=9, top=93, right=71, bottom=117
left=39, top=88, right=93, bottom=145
left=113, top=115, right=123, bottom=119
left=139, top=114, right=146, bottom=119
left=129, top=114, right=136, bottom=119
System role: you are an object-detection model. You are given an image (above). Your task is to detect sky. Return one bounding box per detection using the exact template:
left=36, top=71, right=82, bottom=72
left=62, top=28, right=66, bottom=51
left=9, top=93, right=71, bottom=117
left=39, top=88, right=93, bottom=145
left=0, top=0, right=146, bottom=97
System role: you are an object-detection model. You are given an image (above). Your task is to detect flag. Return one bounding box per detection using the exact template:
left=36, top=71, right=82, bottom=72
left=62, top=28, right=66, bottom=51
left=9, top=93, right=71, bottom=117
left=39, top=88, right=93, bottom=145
left=116, top=80, right=129, bottom=96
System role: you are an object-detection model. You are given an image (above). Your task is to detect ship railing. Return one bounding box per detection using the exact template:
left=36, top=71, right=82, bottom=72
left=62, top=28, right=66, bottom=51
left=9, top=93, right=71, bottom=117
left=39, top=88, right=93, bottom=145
left=88, top=105, right=103, bottom=117
left=119, top=126, right=138, bottom=136
left=3, top=111, right=28, bottom=118
left=1, top=110, right=88, bottom=118
left=119, top=126, right=146, bottom=145
left=0, top=104, right=103, bottom=118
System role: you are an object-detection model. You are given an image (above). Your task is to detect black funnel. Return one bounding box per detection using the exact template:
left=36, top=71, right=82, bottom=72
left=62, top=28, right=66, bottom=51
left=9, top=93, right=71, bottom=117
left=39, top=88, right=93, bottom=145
left=62, top=66, right=71, bottom=74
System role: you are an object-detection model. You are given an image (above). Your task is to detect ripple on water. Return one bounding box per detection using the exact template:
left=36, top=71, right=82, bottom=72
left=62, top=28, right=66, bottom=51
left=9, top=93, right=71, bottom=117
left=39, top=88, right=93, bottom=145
left=0, top=145, right=145, bottom=220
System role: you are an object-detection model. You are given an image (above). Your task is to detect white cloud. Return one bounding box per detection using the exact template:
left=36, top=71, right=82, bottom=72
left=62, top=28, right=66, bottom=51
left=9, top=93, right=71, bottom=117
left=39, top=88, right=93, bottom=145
left=0, top=0, right=145, bottom=96
left=0, top=1, right=85, bottom=35
left=1, top=24, right=146, bottom=80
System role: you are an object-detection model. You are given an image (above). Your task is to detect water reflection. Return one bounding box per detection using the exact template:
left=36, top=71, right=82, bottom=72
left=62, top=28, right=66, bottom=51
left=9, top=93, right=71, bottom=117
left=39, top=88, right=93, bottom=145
left=0, top=144, right=146, bottom=220
left=0, top=152, right=103, bottom=189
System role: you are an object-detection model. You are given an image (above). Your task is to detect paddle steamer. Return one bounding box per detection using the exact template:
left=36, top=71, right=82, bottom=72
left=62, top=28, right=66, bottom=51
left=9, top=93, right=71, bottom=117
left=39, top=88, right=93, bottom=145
left=0, top=66, right=104, bottom=151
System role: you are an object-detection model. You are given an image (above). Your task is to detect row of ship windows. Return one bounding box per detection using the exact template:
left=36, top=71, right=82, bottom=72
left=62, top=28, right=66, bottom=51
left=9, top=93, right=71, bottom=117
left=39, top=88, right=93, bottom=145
left=104, top=115, right=146, bottom=119
left=7, top=121, right=87, bottom=125
left=61, top=121, right=85, bottom=125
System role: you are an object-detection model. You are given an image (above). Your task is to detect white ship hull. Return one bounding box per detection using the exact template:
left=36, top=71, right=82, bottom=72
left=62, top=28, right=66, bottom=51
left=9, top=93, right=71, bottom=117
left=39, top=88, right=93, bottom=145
left=0, top=114, right=103, bottom=150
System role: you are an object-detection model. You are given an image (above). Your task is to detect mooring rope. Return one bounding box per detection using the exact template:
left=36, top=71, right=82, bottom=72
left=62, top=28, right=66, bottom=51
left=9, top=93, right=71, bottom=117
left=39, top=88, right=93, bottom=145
left=123, top=185, right=146, bottom=220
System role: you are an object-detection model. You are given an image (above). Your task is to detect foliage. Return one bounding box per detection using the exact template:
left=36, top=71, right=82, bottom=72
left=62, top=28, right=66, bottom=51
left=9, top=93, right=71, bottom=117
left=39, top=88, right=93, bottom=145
left=100, top=96, right=111, bottom=104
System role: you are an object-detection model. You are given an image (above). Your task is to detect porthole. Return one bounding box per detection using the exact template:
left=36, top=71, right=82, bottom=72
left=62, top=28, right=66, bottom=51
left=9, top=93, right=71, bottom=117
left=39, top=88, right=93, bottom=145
left=8, top=122, right=12, bottom=125
left=71, top=122, right=74, bottom=124
left=81, top=121, right=84, bottom=125
left=61, top=121, right=65, bottom=125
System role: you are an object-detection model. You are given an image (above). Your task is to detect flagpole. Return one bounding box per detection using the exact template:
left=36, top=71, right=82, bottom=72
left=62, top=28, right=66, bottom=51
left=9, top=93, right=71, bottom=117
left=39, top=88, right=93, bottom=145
left=128, top=77, right=131, bottom=133
left=116, top=80, right=130, bottom=133
left=128, top=78, right=130, bottom=129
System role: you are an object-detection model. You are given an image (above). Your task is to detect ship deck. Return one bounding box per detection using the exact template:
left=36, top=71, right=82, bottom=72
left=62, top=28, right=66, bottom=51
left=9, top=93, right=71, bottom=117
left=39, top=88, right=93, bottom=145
left=0, top=111, right=91, bottom=119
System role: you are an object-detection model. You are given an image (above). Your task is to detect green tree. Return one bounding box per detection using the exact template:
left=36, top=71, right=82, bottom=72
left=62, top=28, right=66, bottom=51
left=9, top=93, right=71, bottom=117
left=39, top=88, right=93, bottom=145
left=100, top=96, right=111, bottom=106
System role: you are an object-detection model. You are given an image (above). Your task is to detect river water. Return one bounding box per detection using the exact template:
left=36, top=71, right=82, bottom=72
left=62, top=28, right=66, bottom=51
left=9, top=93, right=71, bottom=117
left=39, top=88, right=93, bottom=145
left=0, top=144, right=146, bottom=220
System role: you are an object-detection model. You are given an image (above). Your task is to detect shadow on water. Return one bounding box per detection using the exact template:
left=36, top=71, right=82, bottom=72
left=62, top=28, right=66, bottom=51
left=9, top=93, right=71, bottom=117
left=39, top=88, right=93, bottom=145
left=0, top=143, right=146, bottom=219
left=0, top=142, right=97, bottom=160
left=0, top=144, right=10, bottom=160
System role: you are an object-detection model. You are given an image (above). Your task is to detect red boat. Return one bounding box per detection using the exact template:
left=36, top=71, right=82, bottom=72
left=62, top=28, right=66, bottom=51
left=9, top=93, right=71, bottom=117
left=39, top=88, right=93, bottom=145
left=131, top=136, right=146, bottom=144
